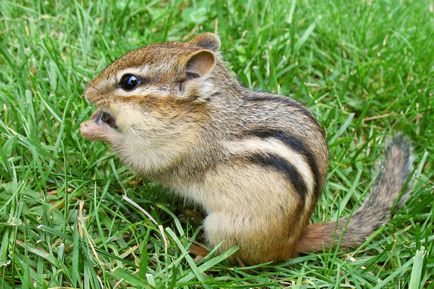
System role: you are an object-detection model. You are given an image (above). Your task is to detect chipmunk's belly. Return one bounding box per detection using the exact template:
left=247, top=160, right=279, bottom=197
left=172, top=161, right=302, bottom=215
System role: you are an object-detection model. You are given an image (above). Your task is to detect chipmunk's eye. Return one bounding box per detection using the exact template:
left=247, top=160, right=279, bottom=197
left=119, top=74, right=140, bottom=91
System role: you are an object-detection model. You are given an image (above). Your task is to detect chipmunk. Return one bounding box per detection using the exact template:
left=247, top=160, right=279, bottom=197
left=80, top=33, right=413, bottom=265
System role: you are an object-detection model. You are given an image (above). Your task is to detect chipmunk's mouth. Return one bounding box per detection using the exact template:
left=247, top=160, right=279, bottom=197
left=80, top=109, right=119, bottom=141
left=92, top=110, right=117, bottom=129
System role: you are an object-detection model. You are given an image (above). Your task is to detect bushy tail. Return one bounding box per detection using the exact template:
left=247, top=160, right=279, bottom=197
left=297, top=135, right=413, bottom=253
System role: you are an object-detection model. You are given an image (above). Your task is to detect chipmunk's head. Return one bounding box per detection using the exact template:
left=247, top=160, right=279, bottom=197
left=80, top=33, right=222, bottom=173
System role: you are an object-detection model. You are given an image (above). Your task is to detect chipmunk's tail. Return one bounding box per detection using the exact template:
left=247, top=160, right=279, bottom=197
left=297, top=135, right=413, bottom=253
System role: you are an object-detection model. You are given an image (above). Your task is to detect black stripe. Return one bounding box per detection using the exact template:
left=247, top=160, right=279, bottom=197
left=244, top=94, right=325, bottom=138
left=245, top=94, right=305, bottom=108
left=246, top=152, right=308, bottom=202
left=244, top=128, right=321, bottom=197
left=244, top=94, right=310, bottom=116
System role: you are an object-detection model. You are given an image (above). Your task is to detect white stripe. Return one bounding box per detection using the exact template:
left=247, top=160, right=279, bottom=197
left=116, top=86, right=170, bottom=98
left=225, top=137, right=314, bottom=194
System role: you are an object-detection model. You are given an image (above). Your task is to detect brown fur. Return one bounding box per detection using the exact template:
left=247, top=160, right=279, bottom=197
left=297, top=135, right=413, bottom=253
left=80, top=33, right=413, bottom=265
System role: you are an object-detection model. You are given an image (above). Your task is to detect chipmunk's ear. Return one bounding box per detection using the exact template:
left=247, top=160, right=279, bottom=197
left=184, top=50, right=216, bottom=78
left=189, top=32, right=221, bottom=51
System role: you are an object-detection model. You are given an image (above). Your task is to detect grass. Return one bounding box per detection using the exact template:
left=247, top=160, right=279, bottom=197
left=0, top=0, right=433, bottom=288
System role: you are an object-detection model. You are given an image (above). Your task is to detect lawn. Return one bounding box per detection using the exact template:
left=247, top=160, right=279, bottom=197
left=0, top=0, right=433, bottom=288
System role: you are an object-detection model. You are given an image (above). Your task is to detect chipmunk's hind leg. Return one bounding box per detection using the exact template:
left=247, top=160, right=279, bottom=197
left=204, top=212, right=298, bottom=265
